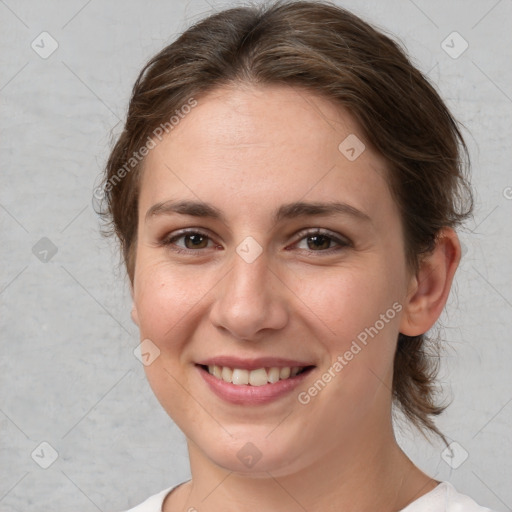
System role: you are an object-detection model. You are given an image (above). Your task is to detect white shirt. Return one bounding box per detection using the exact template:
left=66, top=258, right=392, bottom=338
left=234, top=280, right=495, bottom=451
left=121, top=480, right=496, bottom=511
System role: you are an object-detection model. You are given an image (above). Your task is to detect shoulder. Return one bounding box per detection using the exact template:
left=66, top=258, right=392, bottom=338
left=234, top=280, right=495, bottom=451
left=119, top=486, right=176, bottom=512
left=401, top=481, right=497, bottom=512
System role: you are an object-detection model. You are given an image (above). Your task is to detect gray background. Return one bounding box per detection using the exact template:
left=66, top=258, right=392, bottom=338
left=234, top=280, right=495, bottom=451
left=0, top=0, right=511, bottom=510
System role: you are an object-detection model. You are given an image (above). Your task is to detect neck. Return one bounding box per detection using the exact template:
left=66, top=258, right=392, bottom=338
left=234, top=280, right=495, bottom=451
left=166, top=422, right=438, bottom=512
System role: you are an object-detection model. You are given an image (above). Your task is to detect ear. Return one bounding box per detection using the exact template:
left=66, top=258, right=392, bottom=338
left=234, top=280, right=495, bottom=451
left=129, top=281, right=140, bottom=326
left=399, top=227, right=461, bottom=336
left=131, top=304, right=140, bottom=326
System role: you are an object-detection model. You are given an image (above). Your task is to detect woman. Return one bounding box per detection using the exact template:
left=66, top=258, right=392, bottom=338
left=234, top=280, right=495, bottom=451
left=100, top=1, right=496, bottom=510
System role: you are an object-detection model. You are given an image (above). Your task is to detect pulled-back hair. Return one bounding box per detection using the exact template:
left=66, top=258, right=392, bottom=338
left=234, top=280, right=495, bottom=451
left=100, top=0, right=473, bottom=442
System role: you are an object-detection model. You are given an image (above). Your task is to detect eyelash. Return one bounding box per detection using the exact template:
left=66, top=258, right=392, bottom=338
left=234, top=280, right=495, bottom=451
left=160, top=228, right=351, bottom=256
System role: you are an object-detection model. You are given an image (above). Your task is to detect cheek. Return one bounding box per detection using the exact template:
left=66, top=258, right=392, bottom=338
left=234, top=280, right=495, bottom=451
left=296, top=261, right=404, bottom=397
left=295, top=261, right=403, bottom=339
left=134, top=259, right=206, bottom=331
left=133, top=261, right=207, bottom=420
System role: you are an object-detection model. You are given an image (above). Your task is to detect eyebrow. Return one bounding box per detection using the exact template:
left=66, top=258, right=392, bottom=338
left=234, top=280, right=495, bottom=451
left=145, top=199, right=371, bottom=224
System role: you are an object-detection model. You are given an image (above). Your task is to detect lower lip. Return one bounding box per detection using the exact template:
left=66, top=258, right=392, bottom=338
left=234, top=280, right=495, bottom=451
left=196, top=365, right=315, bottom=405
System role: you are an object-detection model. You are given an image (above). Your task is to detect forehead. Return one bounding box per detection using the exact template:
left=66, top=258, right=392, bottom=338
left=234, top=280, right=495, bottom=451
left=138, top=84, right=394, bottom=223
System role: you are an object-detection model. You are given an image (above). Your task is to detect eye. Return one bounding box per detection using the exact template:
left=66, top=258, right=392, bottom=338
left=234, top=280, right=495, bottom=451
left=161, top=227, right=350, bottom=255
left=293, top=229, right=350, bottom=253
left=162, top=229, right=219, bottom=253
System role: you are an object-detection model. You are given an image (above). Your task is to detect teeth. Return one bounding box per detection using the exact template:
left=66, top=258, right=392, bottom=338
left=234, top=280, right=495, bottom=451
left=248, top=368, right=267, bottom=386
left=280, top=367, right=291, bottom=379
left=206, top=365, right=307, bottom=385
left=268, top=367, right=280, bottom=383
left=212, top=365, right=222, bottom=379
left=232, top=368, right=249, bottom=385
left=221, top=366, right=232, bottom=382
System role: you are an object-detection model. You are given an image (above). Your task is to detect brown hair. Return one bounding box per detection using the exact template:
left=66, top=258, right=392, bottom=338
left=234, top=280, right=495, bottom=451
left=100, top=0, right=472, bottom=442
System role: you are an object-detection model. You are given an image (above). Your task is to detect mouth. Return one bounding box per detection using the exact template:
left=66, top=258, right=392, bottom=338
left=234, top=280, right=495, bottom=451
left=196, top=364, right=315, bottom=386
left=195, top=363, right=316, bottom=405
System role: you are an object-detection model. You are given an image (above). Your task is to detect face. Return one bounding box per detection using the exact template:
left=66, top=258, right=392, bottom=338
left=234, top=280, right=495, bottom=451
left=132, top=84, right=413, bottom=476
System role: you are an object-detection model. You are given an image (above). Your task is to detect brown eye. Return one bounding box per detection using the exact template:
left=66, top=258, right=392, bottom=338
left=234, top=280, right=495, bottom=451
left=183, top=233, right=209, bottom=249
left=306, top=234, right=332, bottom=251
left=163, top=230, right=217, bottom=252
left=293, top=229, right=351, bottom=254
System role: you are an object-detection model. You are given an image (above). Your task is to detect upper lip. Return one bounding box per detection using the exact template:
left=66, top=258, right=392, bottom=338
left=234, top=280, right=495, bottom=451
left=196, top=356, right=316, bottom=371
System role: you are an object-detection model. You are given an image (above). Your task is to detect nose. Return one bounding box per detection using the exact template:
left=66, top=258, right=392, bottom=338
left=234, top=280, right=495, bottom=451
left=209, top=249, right=289, bottom=341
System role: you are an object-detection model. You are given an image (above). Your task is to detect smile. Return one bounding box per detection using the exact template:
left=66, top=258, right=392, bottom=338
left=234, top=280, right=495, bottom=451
left=196, top=363, right=316, bottom=405
left=202, top=364, right=312, bottom=385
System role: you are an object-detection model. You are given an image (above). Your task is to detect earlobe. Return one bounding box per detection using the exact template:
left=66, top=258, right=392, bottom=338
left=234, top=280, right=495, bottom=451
left=131, top=304, right=140, bottom=326
left=129, top=280, right=139, bottom=326
left=399, top=228, right=461, bottom=337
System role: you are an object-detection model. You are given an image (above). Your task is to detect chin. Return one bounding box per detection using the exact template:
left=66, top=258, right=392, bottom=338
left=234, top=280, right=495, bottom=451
left=196, top=428, right=310, bottom=477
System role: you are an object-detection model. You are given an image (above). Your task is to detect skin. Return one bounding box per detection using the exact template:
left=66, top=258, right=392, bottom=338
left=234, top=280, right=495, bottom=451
left=130, top=83, right=461, bottom=512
